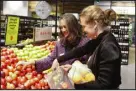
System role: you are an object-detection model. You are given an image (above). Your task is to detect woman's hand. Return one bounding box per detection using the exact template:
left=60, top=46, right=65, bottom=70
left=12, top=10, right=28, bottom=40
left=61, top=64, right=72, bottom=72
left=51, top=59, right=59, bottom=70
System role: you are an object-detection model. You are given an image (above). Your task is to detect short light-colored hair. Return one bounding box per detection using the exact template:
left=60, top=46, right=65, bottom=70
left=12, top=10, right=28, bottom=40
left=80, top=5, right=116, bottom=27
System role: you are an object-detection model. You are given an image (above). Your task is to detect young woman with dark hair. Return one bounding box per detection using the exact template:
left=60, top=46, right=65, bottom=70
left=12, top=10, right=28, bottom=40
left=16, top=13, right=90, bottom=72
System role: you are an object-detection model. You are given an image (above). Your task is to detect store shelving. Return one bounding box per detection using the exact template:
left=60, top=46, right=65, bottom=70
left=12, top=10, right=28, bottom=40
left=110, top=18, right=130, bottom=65
left=0, top=14, right=58, bottom=46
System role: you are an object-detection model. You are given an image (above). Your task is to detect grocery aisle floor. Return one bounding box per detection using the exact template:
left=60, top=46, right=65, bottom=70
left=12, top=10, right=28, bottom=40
left=120, top=47, right=135, bottom=89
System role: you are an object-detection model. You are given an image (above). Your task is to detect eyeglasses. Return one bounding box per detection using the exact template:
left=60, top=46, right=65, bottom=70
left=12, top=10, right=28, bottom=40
left=59, top=25, right=66, bottom=30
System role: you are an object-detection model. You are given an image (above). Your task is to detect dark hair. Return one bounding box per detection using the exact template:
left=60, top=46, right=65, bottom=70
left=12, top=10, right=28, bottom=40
left=59, top=13, right=82, bottom=47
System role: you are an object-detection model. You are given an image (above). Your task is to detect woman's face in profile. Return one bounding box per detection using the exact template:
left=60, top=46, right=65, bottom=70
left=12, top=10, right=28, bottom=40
left=80, top=17, right=97, bottom=39
left=59, top=19, right=69, bottom=38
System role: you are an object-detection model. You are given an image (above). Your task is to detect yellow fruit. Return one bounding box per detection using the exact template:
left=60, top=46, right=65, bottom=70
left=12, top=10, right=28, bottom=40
left=80, top=70, right=89, bottom=76
left=84, top=73, right=95, bottom=82
left=72, top=73, right=83, bottom=84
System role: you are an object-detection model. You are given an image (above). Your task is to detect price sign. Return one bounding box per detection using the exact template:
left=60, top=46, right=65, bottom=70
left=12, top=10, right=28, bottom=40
left=34, top=27, right=52, bottom=41
left=5, top=16, right=20, bottom=45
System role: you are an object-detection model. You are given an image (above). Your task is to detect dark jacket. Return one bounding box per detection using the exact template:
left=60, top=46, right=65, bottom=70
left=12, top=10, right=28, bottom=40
left=57, top=31, right=122, bottom=89
left=35, top=37, right=90, bottom=72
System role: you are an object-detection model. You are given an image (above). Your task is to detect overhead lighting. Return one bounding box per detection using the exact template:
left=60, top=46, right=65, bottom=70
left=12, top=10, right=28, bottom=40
left=7, top=1, right=23, bottom=11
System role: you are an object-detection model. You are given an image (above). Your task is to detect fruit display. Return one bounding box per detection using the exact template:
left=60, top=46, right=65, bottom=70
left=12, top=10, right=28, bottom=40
left=68, top=61, right=95, bottom=84
left=0, top=41, right=55, bottom=89
left=10, top=41, right=55, bottom=62
left=19, top=38, right=34, bottom=45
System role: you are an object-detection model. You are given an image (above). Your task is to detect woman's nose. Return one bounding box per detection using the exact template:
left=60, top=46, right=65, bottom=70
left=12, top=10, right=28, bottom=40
left=62, top=28, right=66, bottom=32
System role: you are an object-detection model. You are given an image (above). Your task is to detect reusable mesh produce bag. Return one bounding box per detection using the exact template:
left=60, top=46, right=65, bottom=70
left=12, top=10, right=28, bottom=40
left=46, top=67, right=75, bottom=89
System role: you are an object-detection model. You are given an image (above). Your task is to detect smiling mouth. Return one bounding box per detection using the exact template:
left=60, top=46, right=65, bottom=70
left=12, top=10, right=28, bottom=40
left=62, top=31, right=68, bottom=37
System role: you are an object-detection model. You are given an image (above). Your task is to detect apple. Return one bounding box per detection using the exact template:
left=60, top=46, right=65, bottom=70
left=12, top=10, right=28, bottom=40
left=31, top=65, right=35, bottom=70
left=20, top=76, right=27, bottom=83
left=6, top=51, right=10, bottom=55
left=42, top=87, right=45, bottom=89
left=44, top=79, right=48, bottom=86
left=9, top=72, right=13, bottom=76
left=1, top=78, right=6, bottom=85
left=39, top=79, right=45, bottom=87
left=32, top=71, right=37, bottom=76
left=9, top=50, right=14, bottom=54
left=13, top=58, right=18, bottom=63
left=30, top=79, right=35, bottom=85
left=26, top=64, right=32, bottom=68
left=5, top=59, right=11, bottom=65
left=26, top=67, right=32, bottom=73
left=1, top=62, right=7, bottom=69
left=11, top=73, right=17, bottom=80
left=3, top=69, right=9, bottom=76
left=35, top=83, right=42, bottom=89
left=26, top=73, right=33, bottom=80
left=60, top=82, right=69, bottom=89
left=17, top=84, right=25, bottom=89
left=31, top=85, right=36, bottom=89
left=5, top=76, right=13, bottom=83
left=1, top=84, right=6, bottom=89
left=12, top=80, right=18, bottom=87
left=5, top=55, right=10, bottom=60
left=33, top=77, right=39, bottom=83
left=24, top=80, right=31, bottom=88
left=44, top=85, right=49, bottom=89
left=17, top=77, right=22, bottom=83
left=14, top=70, right=20, bottom=76
left=1, top=48, right=7, bottom=52
left=1, top=52, right=7, bottom=56
left=6, top=83, right=15, bottom=89
left=1, top=71, right=5, bottom=78
left=17, top=57, right=23, bottom=61
left=7, top=66, right=14, bottom=72
left=20, top=72, right=26, bottom=76
left=1, top=56, right=6, bottom=62
left=16, top=65, right=23, bottom=71
left=37, top=74, right=43, bottom=80
left=10, top=58, right=15, bottom=64
left=11, top=64, right=16, bottom=68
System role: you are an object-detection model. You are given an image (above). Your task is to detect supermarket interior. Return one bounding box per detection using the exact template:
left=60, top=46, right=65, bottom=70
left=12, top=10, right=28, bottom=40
left=0, top=0, right=135, bottom=90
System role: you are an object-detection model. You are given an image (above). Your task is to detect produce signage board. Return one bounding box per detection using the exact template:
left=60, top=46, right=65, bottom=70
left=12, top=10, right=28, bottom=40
left=34, top=27, right=52, bottom=41
left=5, top=16, right=20, bottom=45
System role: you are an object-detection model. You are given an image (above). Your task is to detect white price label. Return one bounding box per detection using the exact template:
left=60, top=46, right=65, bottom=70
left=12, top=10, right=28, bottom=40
left=34, top=27, right=52, bottom=41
